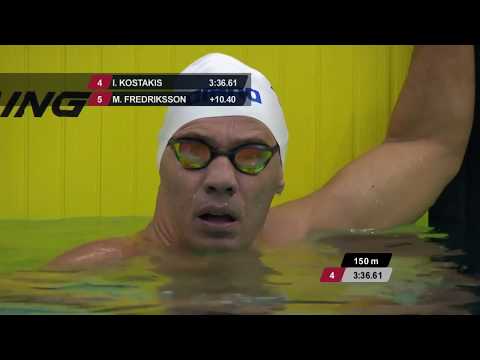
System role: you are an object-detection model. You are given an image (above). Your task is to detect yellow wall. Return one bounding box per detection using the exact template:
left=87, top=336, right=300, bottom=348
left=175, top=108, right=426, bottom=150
left=0, top=46, right=424, bottom=225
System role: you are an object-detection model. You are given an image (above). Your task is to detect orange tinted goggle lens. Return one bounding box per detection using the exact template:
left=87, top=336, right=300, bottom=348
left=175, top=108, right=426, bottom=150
left=173, top=141, right=210, bottom=169
left=234, top=147, right=273, bottom=174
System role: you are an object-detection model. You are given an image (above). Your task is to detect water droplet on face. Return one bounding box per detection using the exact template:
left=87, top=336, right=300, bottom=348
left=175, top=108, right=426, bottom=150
left=159, top=290, right=175, bottom=299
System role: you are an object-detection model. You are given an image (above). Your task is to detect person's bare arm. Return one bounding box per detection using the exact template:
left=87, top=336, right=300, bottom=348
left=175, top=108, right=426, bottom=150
left=262, top=46, right=475, bottom=244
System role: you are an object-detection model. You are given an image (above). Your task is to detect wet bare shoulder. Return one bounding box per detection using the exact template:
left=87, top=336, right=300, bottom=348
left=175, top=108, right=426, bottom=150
left=46, top=236, right=140, bottom=272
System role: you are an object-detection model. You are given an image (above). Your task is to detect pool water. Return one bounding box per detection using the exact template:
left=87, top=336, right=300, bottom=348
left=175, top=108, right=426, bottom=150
left=1, top=217, right=479, bottom=315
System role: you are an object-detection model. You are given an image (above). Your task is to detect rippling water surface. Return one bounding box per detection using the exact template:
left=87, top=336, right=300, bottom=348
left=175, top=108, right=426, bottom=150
left=1, top=217, right=479, bottom=314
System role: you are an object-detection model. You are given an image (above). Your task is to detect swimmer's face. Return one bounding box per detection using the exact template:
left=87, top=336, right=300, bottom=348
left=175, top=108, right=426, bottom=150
left=159, top=116, right=285, bottom=251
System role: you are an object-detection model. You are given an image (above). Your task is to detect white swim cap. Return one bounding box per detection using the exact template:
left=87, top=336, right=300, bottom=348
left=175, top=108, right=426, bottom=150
left=156, top=53, right=288, bottom=173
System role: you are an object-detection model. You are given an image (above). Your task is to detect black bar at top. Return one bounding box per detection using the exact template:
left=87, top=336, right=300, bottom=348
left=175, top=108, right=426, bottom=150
left=341, top=253, right=392, bottom=267
left=110, top=74, right=249, bottom=90
left=2, top=28, right=478, bottom=45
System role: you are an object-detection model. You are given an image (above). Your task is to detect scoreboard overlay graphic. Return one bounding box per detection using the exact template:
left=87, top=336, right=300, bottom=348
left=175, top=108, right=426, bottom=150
left=320, top=253, right=393, bottom=283
left=0, top=73, right=254, bottom=117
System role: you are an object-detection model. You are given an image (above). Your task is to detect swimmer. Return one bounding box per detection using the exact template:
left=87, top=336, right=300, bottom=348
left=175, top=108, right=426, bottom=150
left=48, top=45, right=475, bottom=271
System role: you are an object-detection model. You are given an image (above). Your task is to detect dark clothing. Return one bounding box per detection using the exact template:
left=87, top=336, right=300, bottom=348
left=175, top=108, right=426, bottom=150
left=430, top=45, right=480, bottom=274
